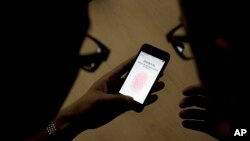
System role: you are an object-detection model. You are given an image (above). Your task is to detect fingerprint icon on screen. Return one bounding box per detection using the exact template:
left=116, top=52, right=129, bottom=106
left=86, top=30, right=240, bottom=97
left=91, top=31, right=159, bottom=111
left=131, top=71, right=148, bottom=92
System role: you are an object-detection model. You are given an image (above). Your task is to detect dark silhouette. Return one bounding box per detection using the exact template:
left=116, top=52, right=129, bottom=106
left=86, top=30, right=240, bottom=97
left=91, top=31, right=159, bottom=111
left=3, top=1, right=91, bottom=140
left=173, top=1, right=249, bottom=141
left=3, top=1, right=165, bottom=140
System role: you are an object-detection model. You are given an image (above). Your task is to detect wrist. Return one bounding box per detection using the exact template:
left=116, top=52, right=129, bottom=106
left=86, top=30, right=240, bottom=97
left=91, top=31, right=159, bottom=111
left=52, top=108, right=88, bottom=140
left=25, top=110, right=80, bottom=141
left=46, top=122, right=57, bottom=135
left=53, top=110, right=72, bottom=132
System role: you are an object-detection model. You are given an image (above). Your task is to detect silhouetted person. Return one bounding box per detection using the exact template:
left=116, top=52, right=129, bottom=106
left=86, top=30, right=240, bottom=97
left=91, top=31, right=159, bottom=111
left=2, top=1, right=164, bottom=141
left=176, top=1, right=249, bottom=141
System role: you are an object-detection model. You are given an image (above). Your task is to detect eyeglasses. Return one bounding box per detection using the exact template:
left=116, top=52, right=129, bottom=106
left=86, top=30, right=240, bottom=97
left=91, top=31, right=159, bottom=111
left=167, top=24, right=193, bottom=60
left=79, top=34, right=110, bottom=72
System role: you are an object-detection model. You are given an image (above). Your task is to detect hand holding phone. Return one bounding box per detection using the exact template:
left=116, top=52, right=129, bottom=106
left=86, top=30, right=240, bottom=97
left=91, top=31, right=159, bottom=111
left=119, top=44, right=170, bottom=104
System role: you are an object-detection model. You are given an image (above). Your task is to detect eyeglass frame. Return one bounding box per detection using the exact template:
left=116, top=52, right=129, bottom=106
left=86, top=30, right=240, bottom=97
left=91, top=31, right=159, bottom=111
left=167, top=24, right=193, bottom=60
left=78, top=34, right=110, bottom=72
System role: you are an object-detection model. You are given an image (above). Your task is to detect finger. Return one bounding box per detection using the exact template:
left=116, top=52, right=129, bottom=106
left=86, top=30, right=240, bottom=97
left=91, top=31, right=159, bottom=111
left=131, top=94, right=159, bottom=113
left=182, top=120, right=207, bottom=133
left=102, top=94, right=136, bottom=110
left=179, top=109, right=207, bottom=120
left=144, top=94, right=158, bottom=106
left=106, top=77, right=124, bottom=93
left=183, top=86, right=207, bottom=96
left=131, top=102, right=144, bottom=113
left=105, top=94, right=134, bottom=104
left=159, top=71, right=164, bottom=78
left=151, top=81, right=165, bottom=93
left=180, top=96, right=209, bottom=108
left=112, top=56, right=136, bottom=78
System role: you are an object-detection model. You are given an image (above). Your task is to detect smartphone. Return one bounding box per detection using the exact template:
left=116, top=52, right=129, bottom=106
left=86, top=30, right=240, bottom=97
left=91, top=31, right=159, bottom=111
left=119, top=44, right=170, bottom=104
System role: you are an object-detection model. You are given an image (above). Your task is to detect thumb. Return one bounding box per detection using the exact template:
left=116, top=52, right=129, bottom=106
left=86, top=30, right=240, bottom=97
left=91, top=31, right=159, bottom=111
left=109, top=94, right=144, bottom=112
left=104, top=94, right=136, bottom=110
left=108, top=94, right=134, bottom=103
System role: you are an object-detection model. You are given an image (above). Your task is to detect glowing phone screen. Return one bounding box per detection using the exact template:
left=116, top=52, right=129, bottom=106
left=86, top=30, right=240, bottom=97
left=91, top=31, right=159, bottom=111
left=119, top=51, right=165, bottom=104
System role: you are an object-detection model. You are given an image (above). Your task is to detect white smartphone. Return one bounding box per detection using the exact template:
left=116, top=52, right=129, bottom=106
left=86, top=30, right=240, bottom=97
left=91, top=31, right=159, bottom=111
left=119, top=44, right=170, bottom=104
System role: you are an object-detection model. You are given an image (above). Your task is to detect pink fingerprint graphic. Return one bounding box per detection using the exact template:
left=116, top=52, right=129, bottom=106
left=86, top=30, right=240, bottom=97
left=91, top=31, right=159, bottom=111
left=131, top=71, right=148, bottom=92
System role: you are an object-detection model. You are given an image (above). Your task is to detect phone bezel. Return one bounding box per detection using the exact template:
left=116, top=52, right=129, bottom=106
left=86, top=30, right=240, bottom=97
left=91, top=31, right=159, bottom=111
left=119, top=43, right=170, bottom=104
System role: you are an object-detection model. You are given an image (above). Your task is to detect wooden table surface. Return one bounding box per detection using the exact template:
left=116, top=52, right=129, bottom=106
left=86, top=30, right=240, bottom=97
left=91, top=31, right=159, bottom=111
left=62, top=0, right=217, bottom=141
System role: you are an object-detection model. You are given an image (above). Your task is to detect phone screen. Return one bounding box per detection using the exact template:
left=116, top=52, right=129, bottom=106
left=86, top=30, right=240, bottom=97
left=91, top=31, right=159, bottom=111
left=119, top=51, right=165, bottom=104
